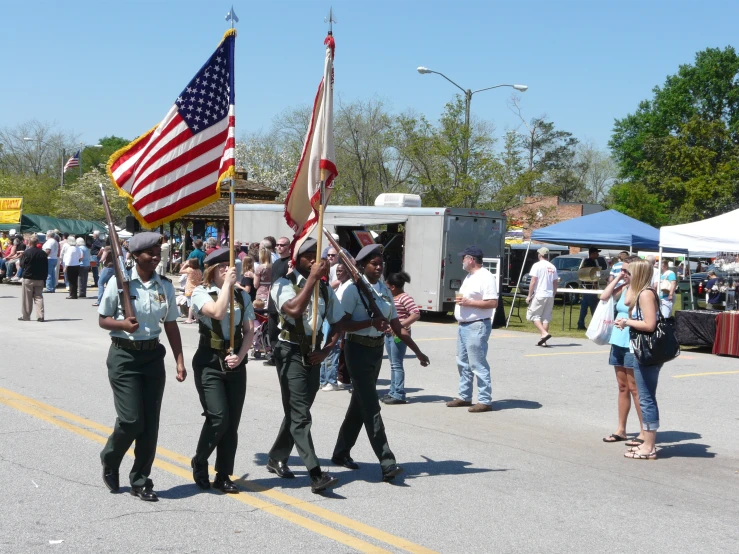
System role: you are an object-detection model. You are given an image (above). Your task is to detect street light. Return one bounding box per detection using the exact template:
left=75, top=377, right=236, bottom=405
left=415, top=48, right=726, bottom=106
left=416, top=66, right=528, bottom=177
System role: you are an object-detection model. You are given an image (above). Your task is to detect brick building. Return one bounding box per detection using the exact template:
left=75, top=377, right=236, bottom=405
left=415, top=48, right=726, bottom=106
left=505, top=196, right=604, bottom=242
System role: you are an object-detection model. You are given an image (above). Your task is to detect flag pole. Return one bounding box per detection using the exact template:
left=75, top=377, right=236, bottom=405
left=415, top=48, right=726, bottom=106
left=226, top=5, right=238, bottom=355
left=310, top=176, right=326, bottom=351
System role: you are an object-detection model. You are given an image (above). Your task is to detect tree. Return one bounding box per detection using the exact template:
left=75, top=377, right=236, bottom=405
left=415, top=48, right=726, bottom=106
left=52, top=167, right=130, bottom=224
left=0, top=120, right=79, bottom=177
left=609, top=46, right=739, bottom=220
left=606, top=182, right=669, bottom=227
left=576, top=142, right=618, bottom=203
left=0, top=173, right=59, bottom=216
left=235, top=132, right=295, bottom=198
left=395, top=96, right=498, bottom=208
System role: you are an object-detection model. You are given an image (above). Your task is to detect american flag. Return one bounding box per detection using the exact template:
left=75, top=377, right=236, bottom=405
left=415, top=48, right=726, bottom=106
left=107, top=29, right=236, bottom=228
left=63, top=150, right=80, bottom=172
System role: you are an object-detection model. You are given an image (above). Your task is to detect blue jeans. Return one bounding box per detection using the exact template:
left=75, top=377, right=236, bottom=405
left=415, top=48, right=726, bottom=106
left=4, top=260, right=17, bottom=279
left=456, top=319, right=493, bottom=405
left=320, top=337, right=341, bottom=386
left=633, top=357, right=662, bottom=430
left=45, top=259, right=58, bottom=292
left=91, top=256, right=99, bottom=286
left=578, top=294, right=598, bottom=327
left=97, top=267, right=115, bottom=303
left=384, top=335, right=407, bottom=400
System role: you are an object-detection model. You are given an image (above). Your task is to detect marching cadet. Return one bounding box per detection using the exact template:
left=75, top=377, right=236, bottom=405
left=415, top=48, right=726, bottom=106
left=189, top=248, right=255, bottom=493
left=332, top=244, right=430, bottom=482
left=266, top=237, right=344, bottom=493
left=98, top=232, right=186, bottom=502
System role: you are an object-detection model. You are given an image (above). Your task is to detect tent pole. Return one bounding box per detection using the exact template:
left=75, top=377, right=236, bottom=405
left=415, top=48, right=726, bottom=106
left=506, top=241, right=531, bottom=328
left=688, top=249, right=694, bottom=309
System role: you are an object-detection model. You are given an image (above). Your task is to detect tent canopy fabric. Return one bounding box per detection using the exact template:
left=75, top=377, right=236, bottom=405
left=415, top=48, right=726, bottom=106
left=660, top=208, right=739, bottom=256
left=0, top=214, right=107, bottom=235
left=530, top=209, right=661, bottom=250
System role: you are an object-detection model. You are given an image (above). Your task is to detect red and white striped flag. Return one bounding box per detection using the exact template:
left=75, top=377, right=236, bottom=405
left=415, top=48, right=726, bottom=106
left=63, top=150, right=80, bottom=172
left=284, top=35, right=337, bottom=258
left=107, top=30, right=236, bottom=228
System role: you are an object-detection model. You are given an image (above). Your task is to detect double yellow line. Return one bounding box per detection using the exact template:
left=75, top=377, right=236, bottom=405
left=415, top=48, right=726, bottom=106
left=0, top=387, right=436, bottom=554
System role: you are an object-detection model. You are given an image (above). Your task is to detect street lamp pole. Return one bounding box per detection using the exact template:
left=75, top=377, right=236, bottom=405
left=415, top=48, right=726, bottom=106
left=416, top=67, right=528, bottom=179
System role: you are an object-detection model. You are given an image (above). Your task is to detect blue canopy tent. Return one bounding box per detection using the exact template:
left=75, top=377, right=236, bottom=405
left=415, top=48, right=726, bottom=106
left=506, top=210, right=662, bottom=327
left=530, top=209, right=661, bottom=250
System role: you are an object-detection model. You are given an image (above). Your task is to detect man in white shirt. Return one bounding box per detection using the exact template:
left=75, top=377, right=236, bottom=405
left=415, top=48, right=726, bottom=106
left=447, top=245, right=498, bottom=413
left=526, top=247, right=559, bottom=346
left=42, top=231, right=59, bottom=293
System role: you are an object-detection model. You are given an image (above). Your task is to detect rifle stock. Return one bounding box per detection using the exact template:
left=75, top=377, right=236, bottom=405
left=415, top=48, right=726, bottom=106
left=99, top=183, right=135, bottom=319
left=322, top=228, right=388, bottom=323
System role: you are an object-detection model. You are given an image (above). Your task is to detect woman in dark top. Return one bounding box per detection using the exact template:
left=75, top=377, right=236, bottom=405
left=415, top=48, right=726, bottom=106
left=238, top=255, right=257, bottom=302
left=706, top=271, right=721, bottom=309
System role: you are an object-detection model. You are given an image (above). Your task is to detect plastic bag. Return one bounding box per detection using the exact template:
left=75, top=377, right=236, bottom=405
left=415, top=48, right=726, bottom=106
left=586, top=296, right=615, bottom=345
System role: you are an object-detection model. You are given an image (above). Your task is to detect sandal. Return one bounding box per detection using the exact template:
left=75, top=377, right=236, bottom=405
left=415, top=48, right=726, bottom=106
left=603, top=434, right=628, bottom=443
left=537, top=334, right=552, bottom=346
left=624, top=449, right=657, bottom=460
left=625, top=438, right=644, bottom=447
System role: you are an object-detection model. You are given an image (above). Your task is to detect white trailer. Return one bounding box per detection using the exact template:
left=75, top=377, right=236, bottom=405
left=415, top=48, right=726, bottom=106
left=234, top=204, right=506, bottom=314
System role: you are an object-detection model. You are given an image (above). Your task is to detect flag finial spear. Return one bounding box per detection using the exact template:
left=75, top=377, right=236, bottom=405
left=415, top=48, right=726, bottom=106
left=324, top=7, right=336, bottom=35
left=226, top=6, right=239, bottom=29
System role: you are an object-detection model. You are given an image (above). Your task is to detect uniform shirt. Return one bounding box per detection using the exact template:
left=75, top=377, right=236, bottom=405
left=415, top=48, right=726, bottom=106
left=191, top=285, right=255, bottom=338
left=341, top=277, right=398, bottom=337
left=43, top=239, right=59, bottom=260
left=454, top=267, right=498, bottom=323
left=529, top=260, right=558, bottom=298
left=271, top=272, right=344, bottom=340
left=98, top=265, right=179, bottom=340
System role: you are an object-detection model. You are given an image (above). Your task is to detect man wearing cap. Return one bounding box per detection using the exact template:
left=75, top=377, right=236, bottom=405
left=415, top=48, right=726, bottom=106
left=266, top=237, right=344, bottom=493
left=577, top=247, right=601, bottom=330
left=526, top=247, right=558, bottom=346
left=447, top=245, right=498, bottom=413
left=98, top=232, right=187, bottom=502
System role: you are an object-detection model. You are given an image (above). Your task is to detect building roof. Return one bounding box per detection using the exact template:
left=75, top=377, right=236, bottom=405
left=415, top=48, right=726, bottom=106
left=178, top=169, right=280, bottom=222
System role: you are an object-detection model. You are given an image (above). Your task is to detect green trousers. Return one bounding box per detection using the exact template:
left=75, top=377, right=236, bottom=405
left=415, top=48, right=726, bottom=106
left=192, top=347, right=247, bottom=476
left=333, top=341, right=396, bottom=470
left=268, top=341, right=321, bottom=472
left=100, top=343, right=166, bottom=487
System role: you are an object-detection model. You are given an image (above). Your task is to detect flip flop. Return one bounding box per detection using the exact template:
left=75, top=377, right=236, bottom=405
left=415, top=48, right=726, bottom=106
left=624, top=449, right=657, bottom=460
left=537, top=334, right=552, bottom=346
left=625, top=438, right=644, bottom=447
left=603, top=434, right=628, bottom=443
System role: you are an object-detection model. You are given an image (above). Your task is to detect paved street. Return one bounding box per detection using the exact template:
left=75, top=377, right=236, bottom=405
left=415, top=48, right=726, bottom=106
left=1, top=288, right=738, bottom=553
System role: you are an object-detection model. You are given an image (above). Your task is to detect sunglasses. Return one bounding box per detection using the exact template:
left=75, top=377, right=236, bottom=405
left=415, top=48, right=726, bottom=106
left=327, top=253, right=337, bottom=257
left=620, top=268, right=631, bottom=276
left=276, top=243, right=289, bottom=248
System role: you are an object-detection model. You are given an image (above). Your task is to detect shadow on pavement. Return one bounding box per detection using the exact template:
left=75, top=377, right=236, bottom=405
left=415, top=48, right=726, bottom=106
left=657, top=443, right=716, bottom=459
left=491, top=398, right=543, bottom=410
left=157, top=483, right=206, bottom=500
left=656, top=430, right=702, bottom=443
left=407, top=394, right=453, bottom=404
left=544, top=343, right=584, bottom=348
left=40, top=318, right=83, bottom=322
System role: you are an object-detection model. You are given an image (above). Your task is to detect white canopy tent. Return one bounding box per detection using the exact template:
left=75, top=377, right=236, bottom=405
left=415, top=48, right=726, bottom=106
left=660, top=208, right=739, bottom=257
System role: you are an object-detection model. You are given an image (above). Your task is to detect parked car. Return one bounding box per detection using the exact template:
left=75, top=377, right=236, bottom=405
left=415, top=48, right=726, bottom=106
left=519, top=253, right=609, bottom=303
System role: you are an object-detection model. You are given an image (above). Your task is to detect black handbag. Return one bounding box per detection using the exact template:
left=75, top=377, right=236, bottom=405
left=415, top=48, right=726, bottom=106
left=629, top=289, right=680, bottom=366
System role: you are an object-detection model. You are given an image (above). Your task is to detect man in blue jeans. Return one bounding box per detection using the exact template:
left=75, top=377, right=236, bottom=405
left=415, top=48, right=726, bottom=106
left=42, top=231, right=59, bottom=293
left=577, top=247, right=602, bottom=330
left=446, top=245, right=499, bottom=413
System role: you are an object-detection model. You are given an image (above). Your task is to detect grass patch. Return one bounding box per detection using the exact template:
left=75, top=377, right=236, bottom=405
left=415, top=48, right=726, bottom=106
left=500, top=295, right=592, bottom=339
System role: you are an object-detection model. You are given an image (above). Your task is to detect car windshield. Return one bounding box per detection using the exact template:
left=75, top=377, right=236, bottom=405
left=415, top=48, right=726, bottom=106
left=552, top=257, right=581, bottom=271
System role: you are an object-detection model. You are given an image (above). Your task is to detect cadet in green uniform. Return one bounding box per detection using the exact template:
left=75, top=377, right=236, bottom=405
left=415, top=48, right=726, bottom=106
left=98, top=232, right=186, bottom=502
left=332, top=244, right=430, bottom=481
left=190, top=248, right=255, bottom=493
left=266, top=237, right=344, bottom=493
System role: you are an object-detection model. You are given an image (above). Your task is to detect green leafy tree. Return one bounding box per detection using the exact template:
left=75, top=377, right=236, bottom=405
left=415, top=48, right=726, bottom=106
left=0, top=173, right=59, bottom=216
left=53, top=167, right=129, bottom=224
left=605, top=182, right=669, bottom=227
left=609, top=46, right=739, bottom=220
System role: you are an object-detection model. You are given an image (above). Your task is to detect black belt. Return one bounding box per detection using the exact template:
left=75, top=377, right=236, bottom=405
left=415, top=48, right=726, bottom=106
left=112, top=337, right=160, bottom=351
left=459, top=318, right=491, bottom=325
left=345, top=333, right=385, bottom=347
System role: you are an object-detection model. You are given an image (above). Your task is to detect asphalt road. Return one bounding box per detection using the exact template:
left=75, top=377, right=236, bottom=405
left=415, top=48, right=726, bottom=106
left=1, top=286, right=738, bottom=553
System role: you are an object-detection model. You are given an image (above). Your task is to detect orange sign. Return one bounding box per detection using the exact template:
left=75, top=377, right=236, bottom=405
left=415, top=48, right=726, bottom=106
left=0, top=197, right=23, bottom=224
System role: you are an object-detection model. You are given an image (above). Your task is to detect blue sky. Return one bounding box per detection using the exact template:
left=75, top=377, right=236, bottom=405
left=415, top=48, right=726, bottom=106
left=2, top=0, right=737, bottom=151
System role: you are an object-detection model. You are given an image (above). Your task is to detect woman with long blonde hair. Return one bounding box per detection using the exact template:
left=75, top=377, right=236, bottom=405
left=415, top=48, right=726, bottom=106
left=614, top=258, right=662, bottom=460
left=253, top=246, right=273, bottom=303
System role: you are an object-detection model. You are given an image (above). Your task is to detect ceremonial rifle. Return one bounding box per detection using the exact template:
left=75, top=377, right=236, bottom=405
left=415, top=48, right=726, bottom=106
left=322, top=227, right=388, bottom=324
left=99, top=183, right=135, bottom=318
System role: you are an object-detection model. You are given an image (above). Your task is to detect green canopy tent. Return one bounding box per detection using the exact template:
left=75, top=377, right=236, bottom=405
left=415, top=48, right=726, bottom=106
left=0, top=214, right=107, bottom=235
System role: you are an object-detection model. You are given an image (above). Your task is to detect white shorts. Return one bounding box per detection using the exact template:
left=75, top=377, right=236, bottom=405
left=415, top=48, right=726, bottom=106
left=527, top=296, right=554, bottom=322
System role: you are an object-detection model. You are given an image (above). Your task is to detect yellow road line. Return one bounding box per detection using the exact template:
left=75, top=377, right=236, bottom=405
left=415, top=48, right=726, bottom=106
left=524, top=351, right=609, bottom=357
left=672, top=370, right=739, bottom=379
left=0, top=387, right=437, bottom=554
